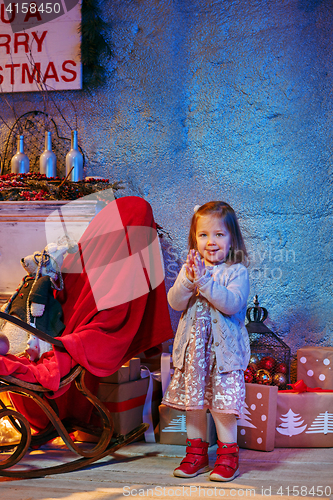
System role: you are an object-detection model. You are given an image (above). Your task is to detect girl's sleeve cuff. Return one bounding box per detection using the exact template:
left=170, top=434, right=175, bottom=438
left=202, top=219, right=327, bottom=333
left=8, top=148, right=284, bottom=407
left=180, top=274, right=196, bottom=290
left=193, top=269, right=211, bottom=288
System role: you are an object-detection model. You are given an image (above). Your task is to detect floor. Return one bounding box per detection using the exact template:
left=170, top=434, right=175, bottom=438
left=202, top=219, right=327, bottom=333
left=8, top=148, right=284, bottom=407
left=0, top=440, right=332, bottom=500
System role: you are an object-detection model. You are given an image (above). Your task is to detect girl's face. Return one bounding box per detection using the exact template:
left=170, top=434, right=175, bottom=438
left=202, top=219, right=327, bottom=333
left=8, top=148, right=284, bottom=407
left=195, top=215, right=232, bottom=266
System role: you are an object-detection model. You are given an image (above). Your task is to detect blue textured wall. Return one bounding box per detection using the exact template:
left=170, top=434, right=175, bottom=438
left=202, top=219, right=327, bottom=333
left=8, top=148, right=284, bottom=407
left=1, top=0, right=333, bottom=354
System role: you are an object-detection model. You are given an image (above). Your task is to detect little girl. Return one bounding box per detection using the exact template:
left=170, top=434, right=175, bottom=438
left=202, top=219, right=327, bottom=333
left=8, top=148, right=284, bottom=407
left=162, top=201, right=250, bottom=482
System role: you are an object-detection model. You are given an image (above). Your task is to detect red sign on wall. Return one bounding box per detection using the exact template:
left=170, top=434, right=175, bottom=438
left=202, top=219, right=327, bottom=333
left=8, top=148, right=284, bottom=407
left=0, top=0, right=82, bottom=92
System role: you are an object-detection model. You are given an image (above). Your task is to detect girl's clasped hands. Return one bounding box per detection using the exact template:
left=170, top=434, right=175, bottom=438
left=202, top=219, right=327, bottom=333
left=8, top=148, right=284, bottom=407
left=185, top=249, right=206, bottom=282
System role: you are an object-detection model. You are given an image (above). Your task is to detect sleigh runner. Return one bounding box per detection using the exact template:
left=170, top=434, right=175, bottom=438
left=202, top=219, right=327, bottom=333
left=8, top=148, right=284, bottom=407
left=0, top=310, right=149, bottom=478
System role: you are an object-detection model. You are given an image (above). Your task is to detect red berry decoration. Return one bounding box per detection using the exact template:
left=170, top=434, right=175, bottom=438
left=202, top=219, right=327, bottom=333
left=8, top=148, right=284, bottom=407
left=256, top=369, right=272, bottom=385
left=273, top=372, right=287, bottom=388
left=259, top=356, right=276, bottom=373
left=275, top=362, right=288, bottom=375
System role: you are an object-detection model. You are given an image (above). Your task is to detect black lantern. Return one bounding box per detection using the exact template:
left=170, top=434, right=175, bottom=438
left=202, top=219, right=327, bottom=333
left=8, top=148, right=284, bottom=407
left=245, top=295, right=291, bottom=388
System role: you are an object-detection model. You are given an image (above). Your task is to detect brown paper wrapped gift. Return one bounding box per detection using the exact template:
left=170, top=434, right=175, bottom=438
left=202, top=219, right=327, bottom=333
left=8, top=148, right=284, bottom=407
left=99, top=357, right=141, bottom=384
left=159, top=405, right=217, bottom=445
left=77, top=376, right=161, bottom=442
left=275, top=384, right=333, bottom=447
left=96, top=378, right=150, bottom=436
left=297, top=347, right=333, bottom=390
left=237, top=383, right=278, bottom=451
left=99, top=364, right=130, bottom=384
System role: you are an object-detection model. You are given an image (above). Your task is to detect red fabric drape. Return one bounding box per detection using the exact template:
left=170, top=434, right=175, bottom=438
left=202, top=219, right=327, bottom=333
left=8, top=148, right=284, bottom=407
left=0, top=196, right=173, bottom=429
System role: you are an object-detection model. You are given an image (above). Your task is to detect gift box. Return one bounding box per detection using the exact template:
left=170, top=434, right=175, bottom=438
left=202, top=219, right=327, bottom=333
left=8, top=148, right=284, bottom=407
left=76, top=375, right=161, bottom=442
left=159, top=405, right=217, bottom=446
left=97, top=377, right=150, bottom=436
left=99, top=364, right=130, bottom=384
left=297, top=347, right=333, bottom=390
left=125, top=357, right=141, bottom=381
left=237, top=383, right=278, bottom=451
left=99, top=357, right=141, bottom=384
left=275, top=381, right=333, bottom=447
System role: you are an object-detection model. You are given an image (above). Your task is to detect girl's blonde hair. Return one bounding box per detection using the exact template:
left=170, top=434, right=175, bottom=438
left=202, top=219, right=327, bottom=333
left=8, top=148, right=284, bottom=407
left=188, top=201, right=248, bottom=266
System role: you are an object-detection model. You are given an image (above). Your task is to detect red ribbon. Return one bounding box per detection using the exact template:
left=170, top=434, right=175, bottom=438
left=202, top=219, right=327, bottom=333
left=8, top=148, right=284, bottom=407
left=104, top=389, right=160, bottom=413
left=280, top=379, right=333, bottom=393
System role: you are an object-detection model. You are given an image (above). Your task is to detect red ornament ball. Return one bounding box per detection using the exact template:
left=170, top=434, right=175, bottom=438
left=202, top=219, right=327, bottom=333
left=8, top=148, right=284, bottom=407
left=259, top=356, right=276, bottom=373
left=273, top=372, right=287, bottom=388
left=275, top=362, right=288, bottom=375
left=256, top=369, right=272, bottom=385
left=244, top=367, right=254, bottom=383
left=248, top=362, right=258, bottom=373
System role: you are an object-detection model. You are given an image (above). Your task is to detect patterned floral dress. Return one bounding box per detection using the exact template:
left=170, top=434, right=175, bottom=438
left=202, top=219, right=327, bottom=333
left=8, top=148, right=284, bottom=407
left=162, top=290, right=246, bottom=416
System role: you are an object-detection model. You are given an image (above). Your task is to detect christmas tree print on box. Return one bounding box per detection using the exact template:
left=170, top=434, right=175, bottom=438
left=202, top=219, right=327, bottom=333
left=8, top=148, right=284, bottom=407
left=306, top=411, right=333, bottom=434
left=159, top=405, right=216, bottom=445
left=162, top=414, right=186, bottom=433
left=237, top=402, right=257, bottom=429
left=237, top=383, right=278, bottom=451
left=275, top=392, right=333, bottom=447
left=297, top=347, right=333, bottom=390
left=276, top=409, right=307, bottom=437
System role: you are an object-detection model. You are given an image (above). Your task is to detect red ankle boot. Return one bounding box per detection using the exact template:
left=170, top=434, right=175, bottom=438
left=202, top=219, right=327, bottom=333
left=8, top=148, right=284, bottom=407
left=173, top=438, right=210, bottom=478
left=209, top=441, right=239, bottom=482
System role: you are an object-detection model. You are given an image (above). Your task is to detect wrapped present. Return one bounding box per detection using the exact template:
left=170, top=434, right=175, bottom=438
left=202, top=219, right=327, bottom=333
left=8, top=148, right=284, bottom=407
left=96, top=378, right=150, bottom=436
left=99, top=357, right=141, bottom=384
left=297, top=347, right=333, bottom=389
left=99, top=364, right=130, bottom=384
left=237, top=383, right=278, bottom=451
left=159, top=404, right=217, bottom=446
left=275, top=380, right=333, bottom=447
left=125, top=357, right=141, bottom=381
left=76, top=375, right=161, bottom=443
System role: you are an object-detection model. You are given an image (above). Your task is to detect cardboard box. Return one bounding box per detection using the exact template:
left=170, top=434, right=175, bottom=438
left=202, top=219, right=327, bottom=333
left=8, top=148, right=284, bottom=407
left=275, top=390, right=333, bottom=447
left=96, top=378, right=149, bottom=436
left=99, top=357, right=141, bottom=384
left=159, top=405, right=217, bottom=446
left=95, top=375, right=162, bottom=437
left=125, top=357, right=141, bottom=381
left=297, top=347, right=333, bottom=390
left=237, top=383, right=278, bottom=451
left=99, top=364, right=130, bottom=384
left=139, top=353, right=162, bottom=373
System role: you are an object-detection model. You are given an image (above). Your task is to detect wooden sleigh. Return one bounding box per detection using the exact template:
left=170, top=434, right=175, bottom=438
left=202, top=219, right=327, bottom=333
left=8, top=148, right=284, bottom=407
left=0, top=311, right=149, bottom=479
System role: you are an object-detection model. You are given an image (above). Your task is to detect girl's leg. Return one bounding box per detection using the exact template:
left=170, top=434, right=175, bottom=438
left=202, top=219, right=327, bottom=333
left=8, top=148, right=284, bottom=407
left=209, top=411, right=239, bottom=482
left=210, top=411, right=237, bottom=443
left=186, top=409, right=207, bottom=440
left=173, top=409, right=210, bottom=478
